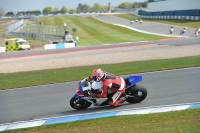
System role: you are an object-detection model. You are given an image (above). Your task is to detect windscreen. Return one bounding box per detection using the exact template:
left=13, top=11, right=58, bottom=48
left=18, top=41, right=27, bottom=45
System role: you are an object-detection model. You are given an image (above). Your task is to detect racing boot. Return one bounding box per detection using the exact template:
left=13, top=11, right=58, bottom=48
left=109, top=92, right=126, bottom=107
left=113, top=99, right=124, bottom=106
left=109, top=98, right=125, bottom=107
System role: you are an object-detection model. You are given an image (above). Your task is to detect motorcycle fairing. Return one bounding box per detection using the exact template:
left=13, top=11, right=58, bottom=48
left=81, top=97, right=108, bottom=106
left=74, top=82, right=84, bottom=98
left=125, top=76, right=142, bottom=89
left=95, top=98, right=108, bottom=105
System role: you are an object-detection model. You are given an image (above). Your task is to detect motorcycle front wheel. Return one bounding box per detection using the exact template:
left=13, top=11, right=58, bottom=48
left=70, top=97, right=92, bottom=110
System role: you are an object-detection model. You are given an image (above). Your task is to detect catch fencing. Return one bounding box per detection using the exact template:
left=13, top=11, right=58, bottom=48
left=6, top=19, right=25, bottom=33
left=6, top=16, right=65, bottom=41
left=14, top=25, right=66, bottom=40
left=29, top=15, right=41, bottom=24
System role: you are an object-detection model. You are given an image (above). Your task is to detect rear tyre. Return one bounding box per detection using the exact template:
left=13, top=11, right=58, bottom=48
left=125, top=85, right=147, bottom=103
left=70, top=97, right=92, bottom=110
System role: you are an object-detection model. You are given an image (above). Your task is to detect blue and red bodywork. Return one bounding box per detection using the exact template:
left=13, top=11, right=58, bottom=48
left=125, top=76, right=142, bottom=88
left=74, top=82, right=84, bottom=98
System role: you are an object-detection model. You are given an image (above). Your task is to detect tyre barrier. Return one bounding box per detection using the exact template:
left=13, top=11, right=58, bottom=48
left=0, top=47, right=6, bottom=52
left=44, top=43, right=76, bottom=49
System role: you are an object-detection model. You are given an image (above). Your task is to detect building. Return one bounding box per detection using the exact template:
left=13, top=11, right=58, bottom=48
left=139, top=0, right=200, bottom=20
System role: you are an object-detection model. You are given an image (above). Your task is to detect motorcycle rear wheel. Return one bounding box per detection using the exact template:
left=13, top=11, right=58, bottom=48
left=125, top=85, right=147, bottom=103
left=70, top=97, right=92, bottom=110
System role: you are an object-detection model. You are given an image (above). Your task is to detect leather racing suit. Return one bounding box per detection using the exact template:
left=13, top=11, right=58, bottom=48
left=94, top=72, right=126, bottom=107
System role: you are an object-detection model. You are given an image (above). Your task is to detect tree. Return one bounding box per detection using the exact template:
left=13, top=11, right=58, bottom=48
left=5, top=12, right=14, bottom=16
left=61, top=6, right=68, bottom=13
left=133, top=2, right=141, bottom=8
left=43, top=6, right=53, bottom=14
left=77, top=3, right=90, bottom=12
left=91, top=3, right=105, bottom=11
left=69, top=9, right=76, bottom=13
left=25, top=11, right=32, bottom=15
left=0, top=7, right=5, bottom=16
left=54, top=8, right=59, bottom=12
left=17, top=11, right=23, bottom=16
left=17, top=10, right=42, bottom=16
left=104, top=6, right=108, bottom=11
left=82, top=4, right=90, bottom=12
left=141, top=1, right=148, bottom=8
left=118, top=2, right=132, bottom=9
left=132, top=1, right=148, bottom=8
left=35, top=10, right=42, bottom=15
left=77, top=3, right=83, bottom=12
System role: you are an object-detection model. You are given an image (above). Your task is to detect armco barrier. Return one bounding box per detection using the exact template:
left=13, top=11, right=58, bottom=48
left=0, top=102, right=199, bottom=131
left=0, top=47, right=6, bottom=52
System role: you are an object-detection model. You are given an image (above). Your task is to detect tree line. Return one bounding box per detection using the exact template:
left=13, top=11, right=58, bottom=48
left=118, top=1, right=148, bottom=8
left=1, top=1, right=148, bottom=16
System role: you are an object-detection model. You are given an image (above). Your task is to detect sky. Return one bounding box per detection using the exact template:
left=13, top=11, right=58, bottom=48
left=0, top=0, right=145, bottom=13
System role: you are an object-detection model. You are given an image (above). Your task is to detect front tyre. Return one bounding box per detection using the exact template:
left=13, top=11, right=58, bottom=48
left=70, top=97, right=92, bottom=110
left=125, top=85, right=147, bottom=103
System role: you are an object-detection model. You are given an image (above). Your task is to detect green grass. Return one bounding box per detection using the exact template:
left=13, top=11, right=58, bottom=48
left=2, top=109, right=200, bottom=133
left=27, top=39, right=49, bottom=49
left=38, top=16, right=165, bottom=46
left=0, top=20, right=7, bottom=32
left=113, top=14, right=200, bottom=28
left=0, top=56, right=200, bottom=90
left=0, top=27, right=6, bottom=32
left=0, top=21, right=6, bottom=24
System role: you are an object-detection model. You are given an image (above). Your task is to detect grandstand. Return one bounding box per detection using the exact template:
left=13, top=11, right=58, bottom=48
left=139, top=0, right=200, bottom=20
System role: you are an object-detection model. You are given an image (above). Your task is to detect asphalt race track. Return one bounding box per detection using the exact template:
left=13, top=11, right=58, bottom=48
left=95, top=15, right=197, bottom=37
left=0, top=67, right=200, bottom=124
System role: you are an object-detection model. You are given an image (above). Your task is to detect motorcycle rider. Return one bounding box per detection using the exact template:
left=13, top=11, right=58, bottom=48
left=130, top=19, right=133, bottom=24
left=170, top=26, right=174, bottom=34
left=88, top=68, right=126, bottom=107
left=139, top=18, right=142, bottom=24
left=195, top=27, right=200, bottom=34
left=180, top=27, right=186, bottom=34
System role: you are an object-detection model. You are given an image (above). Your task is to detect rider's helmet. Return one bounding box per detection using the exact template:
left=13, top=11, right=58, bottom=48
left=92, top=68, right=105, bottom=82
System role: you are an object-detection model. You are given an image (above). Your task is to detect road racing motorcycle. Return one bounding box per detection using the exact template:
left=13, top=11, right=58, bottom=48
left=70, top=75, right=147, bottom=110
left=180, top=28, right=186, bottom=34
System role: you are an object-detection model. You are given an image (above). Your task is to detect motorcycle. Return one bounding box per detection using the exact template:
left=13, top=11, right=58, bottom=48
left=70, top=75, right=147, bottom=110
left=180, top=28, right=186, bottom=34
left=170, top=27, right=174, bottom=34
